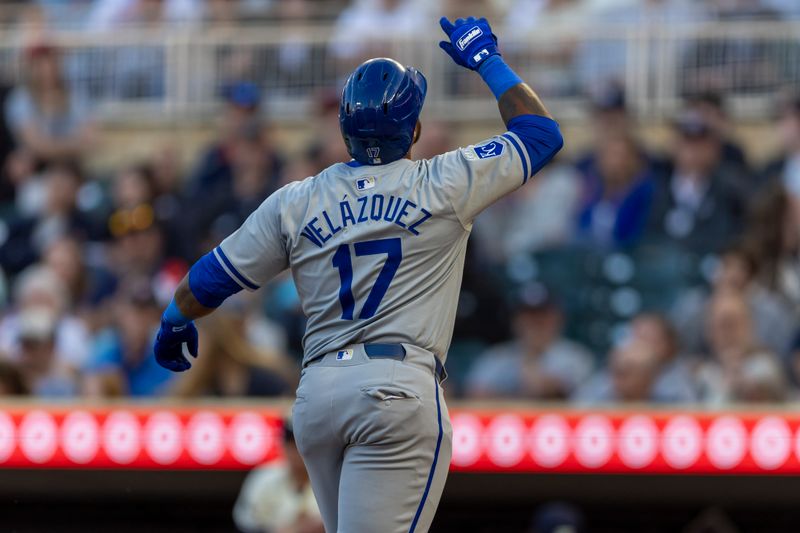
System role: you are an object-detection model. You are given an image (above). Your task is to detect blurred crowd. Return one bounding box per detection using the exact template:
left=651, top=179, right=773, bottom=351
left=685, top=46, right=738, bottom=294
left=0, top=1, right=799, bottom=407
left=0, top=0, right=798, bottom=113
left=6, top=0, right=799, bottom=29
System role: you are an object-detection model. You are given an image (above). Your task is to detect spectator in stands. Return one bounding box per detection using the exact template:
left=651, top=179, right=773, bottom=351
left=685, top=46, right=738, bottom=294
left=4, top=44, right=95, bottom=165
left=476, top=156, right=582, bottom=263
left=629, top=313, right=698, bottom=402
left=449, top=242, right=513, bottom=353
left=575, top=84, right=636, bottom=165
left=575, top=314, right=697, bottom=404
left=233, top=417, right=323, bottom=533
left=108, top=214, right=170, bottom=278
left=205, top=120, right=282, bottom=239
left=42, top=234, right=89, bottom=309
left=149, top=144, right=183, bottom=200
left=172, top=294, right=295, bottom=397
left=87, top=0, right=203, bottom=29
left=574, top=133, right=655, bottom=248
left=16, top=307, right=80, bottom=397
left=82, top=278, right=175, bottom=396
left=1, top=160, right=97, bottom=275
left=105, top=160, right=188, bottom=288
left=7, top=149, right=44, bottom=220
left=42, top=234, right=118, bottom=333
left=575, top=336, right=663, bottom=404
left=330, top=0, right=437, bottom=63
left=671, top=246, right=796, bottom=357
left=731, top=351, right=791, bottom=402
left=789, top=333, right=800, bottom=391
left=112, top=163, right=156, bottom=212
left=529, top=501, right=585, bottom=533
left=684, top=92, right=750, bottom=177
left=465, top=285, right=593, bottom=400
left=762, top=96, right=800, bottom=190
left=0, top=83, right=19, bottom=205
left=646, top=110, right=747, bottom=258
left=743, top=183, right=800, bottom=320
left=182, top=82, right=282, bottom=257
left=144, top=145, right=187, bottom=257
left=0, top=265, right=91, bottom=372
left=301, top=89, right=356, bottom=176
left=502, top=0, right=592, bottom=97
left=694, top=290, right=767, bottom=403
left=0, top=360, right=27, bottom=395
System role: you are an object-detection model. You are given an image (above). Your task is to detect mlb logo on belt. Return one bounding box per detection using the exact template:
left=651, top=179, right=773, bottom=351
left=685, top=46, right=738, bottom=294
left=336, top=350, right=353, bottom=361
left=356, top=176, right=375, bottom=191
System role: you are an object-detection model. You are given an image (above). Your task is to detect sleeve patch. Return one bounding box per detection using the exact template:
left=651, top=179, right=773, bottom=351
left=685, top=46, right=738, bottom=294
left=474, top=140, right=504, bottom=159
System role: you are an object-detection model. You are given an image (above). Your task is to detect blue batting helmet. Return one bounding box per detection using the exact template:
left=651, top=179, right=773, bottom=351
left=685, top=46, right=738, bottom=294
left=340, top=58, right=427, bottom=165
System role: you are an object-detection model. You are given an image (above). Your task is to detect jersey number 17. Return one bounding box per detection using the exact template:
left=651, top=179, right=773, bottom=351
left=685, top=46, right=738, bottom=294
left=332, top=237, right=402, bottom=320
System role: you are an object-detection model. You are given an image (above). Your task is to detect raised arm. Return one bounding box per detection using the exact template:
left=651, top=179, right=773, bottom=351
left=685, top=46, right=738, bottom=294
left=438, top=16, right=563, bottom=186
left=498, top=83, right=551, bottom=124
left=439, top=16, right=558, bottom=127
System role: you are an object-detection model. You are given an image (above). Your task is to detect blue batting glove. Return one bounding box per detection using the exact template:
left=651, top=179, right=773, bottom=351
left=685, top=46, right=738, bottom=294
left=154, top=317, right=198, bottom=372
left=438, top=16, right=500, bottom=71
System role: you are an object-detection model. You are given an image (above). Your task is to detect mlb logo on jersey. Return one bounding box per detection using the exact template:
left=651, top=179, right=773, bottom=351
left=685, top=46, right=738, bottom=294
left=336, top=349, right=353, bottom=361
left=356, top=176, right=376, bottom=191
left=474, top=140, right=504, bottom=159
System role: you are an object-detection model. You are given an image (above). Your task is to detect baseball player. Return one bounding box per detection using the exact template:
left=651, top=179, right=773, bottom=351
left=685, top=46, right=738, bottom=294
left=154, top=16, right=563, bottom=533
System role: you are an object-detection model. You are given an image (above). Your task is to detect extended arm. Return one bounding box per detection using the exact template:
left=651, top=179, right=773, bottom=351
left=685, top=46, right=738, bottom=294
left=154, top=250, right=245, bottom=372
left=172, top=276, right=214, bottom=319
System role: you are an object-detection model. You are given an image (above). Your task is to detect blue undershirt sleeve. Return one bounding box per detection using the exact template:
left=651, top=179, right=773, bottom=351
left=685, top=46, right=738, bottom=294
left=188, top=251, right=244, bottom=308
left=506, top=114, right=564, bottom=180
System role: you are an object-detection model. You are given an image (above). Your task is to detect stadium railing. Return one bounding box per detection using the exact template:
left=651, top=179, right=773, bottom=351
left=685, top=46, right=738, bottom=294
left=0, top=21, right=798, bottom=123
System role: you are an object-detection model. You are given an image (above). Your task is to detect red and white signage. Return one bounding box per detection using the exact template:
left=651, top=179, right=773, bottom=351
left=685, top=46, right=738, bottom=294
left=0, top=406, right=800, bottom=474
left=0, top=406, right=283, bottom=469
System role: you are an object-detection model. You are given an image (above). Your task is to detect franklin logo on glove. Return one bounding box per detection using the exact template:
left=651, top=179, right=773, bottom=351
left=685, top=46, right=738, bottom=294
left=457, top=26, right=483, bottom=51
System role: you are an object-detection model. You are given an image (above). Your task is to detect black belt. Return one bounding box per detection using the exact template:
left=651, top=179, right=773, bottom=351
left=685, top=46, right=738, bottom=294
left=364, top=343, right=446, bottom=383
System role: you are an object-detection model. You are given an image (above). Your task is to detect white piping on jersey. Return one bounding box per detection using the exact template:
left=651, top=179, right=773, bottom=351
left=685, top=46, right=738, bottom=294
left=213, top=247, right=256, bottom=292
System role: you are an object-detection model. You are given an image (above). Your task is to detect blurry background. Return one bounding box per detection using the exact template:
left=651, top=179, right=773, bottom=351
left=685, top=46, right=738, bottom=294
left=2, top=0, right=800, bottom=532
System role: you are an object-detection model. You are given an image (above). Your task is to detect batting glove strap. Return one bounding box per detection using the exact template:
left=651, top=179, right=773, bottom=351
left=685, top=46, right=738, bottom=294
left=439, top=16, right=500, bottom=71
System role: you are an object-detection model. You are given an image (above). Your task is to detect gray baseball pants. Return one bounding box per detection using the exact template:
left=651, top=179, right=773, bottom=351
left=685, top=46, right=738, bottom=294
left=292, top=343, right=452, bottom=533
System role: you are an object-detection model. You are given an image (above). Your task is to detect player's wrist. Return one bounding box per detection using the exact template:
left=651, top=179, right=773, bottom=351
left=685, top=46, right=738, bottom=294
left=477, top=55, right=523, bottom=100
left=163, top=298, right=192, bottom=328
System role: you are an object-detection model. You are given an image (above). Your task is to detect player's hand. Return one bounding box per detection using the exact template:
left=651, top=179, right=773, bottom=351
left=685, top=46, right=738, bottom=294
left=154, top=317, right=198, bottom=372
left=438, top=16, right=500, bottom=71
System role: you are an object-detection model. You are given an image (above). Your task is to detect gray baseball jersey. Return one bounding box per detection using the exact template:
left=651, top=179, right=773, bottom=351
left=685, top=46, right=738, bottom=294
left=216, top=132, right=534, bottom=364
